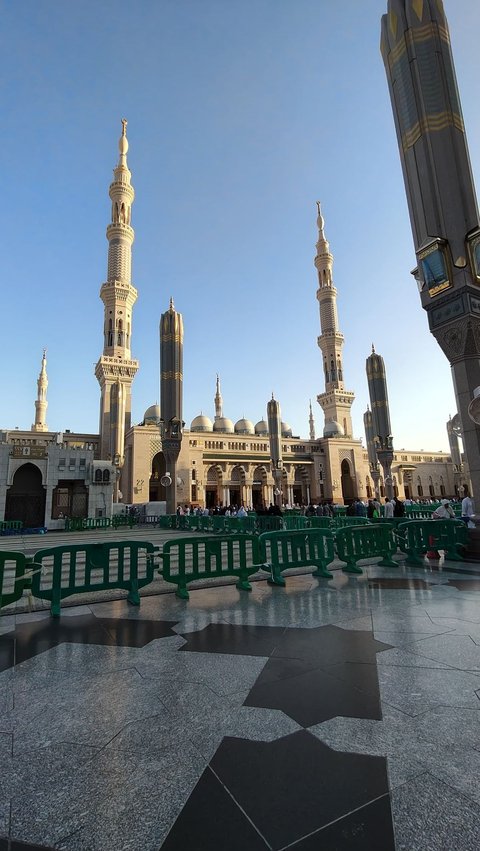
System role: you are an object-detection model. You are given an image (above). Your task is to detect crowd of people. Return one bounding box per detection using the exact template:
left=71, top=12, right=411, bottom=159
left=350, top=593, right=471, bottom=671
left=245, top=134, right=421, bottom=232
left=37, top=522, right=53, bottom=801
left=174, top=494, right=474, bottom=525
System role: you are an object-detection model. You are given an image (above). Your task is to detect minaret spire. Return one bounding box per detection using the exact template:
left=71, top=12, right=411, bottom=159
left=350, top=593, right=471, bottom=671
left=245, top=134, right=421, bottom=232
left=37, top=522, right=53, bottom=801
left=214, top=374, right=223, bottom=420
left=309, top=400, right=316, bottom=441
left=32, top=349, right=48, bottom=432
left=314, top=204, right=354, bottom=437
left=95, top=120, right=139, bottom=461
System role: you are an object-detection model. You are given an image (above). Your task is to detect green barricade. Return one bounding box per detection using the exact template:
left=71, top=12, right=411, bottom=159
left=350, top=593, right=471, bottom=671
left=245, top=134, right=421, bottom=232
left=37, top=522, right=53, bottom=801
left=282, top=516, right=309, bottom=531
left=212, top=516, right=228, bottom=534
left=157, top=515, right=174, bottom=530
left=65, top=517, right=112, bottom=532
left=405, top=507, right=436, bottom=519
left=0, top=551, right=31, bottom=609
left=229, top=516, right=256, bottom=534
left=158, top=534, right=262, bottom=599
left=255, top=516, right=283, bottom=534
left=0, top=521, right=23, bottom=535
left=335, top=524, right=398, bottom=575
left=306, top=516, right=332, bottom=530
left=258, top=529, right=335, bottom=585
left=31, top=540, right=157, bottom=617
left=197, top=515, right=214, bottom=533
left=397, top=519, right=468, bottom=565
left=333, top=516, right=372, bottom=530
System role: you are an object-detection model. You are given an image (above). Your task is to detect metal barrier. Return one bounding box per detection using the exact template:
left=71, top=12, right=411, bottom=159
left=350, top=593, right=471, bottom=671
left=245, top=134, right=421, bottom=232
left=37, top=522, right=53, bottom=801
left=397, top=519, right=468, bottom=565
left=0, top=521, right=23, bottom=535
left=258, top=529, right=335, bottom=584
left=335, top=524, right=398, bottom=574
left=158, top=535, right=262, bottom=599
left=31, top=540, right=157, bottom=616
left=0, top=551, right=31, bottom=608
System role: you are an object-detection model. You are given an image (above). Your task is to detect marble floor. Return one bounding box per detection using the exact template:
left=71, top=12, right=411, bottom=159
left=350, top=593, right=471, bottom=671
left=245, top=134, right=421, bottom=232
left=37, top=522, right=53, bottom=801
left=1, top=557, right=480, bottom=850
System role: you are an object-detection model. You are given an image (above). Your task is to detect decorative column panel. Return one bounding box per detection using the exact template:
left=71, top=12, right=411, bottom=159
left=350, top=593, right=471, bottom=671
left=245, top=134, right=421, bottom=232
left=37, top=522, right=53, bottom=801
left=381, top=0, right=480, bottom=499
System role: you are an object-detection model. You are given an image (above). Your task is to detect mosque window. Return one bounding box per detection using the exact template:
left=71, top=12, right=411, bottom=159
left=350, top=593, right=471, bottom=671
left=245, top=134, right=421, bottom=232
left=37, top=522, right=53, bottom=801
left=418, top=240, right=450, bottom=297
left=467, top=230, right=480, bottom=282
left=95, top=469, right=102, bottom=483
left=102, top=469, right=110, bottom=484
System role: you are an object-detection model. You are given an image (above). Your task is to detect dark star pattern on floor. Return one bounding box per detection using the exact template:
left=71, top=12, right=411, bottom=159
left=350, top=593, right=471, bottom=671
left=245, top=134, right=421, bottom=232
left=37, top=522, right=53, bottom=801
left=163, top=622, right=395, bottom=849
left=0, top=615, right=178, bottom=672
left=163, top=733, right=395, bottom=851
left=1, top=612, right=396, bottom=849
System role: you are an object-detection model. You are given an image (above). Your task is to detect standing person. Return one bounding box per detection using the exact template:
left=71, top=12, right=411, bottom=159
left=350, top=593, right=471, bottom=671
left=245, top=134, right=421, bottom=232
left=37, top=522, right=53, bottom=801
left=461, top=492, right=474, bottom=525
left=384, top=498, right=394, bottom=519
left=393, top=498, right=405, bottom=518
left=432, top=499, right=455, bottom=519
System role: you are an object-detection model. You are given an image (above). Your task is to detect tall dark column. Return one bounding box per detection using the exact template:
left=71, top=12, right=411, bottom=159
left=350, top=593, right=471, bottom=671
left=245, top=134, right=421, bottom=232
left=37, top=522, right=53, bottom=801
left=364, top=407, right=381, bottom=498
left=366, top=346, right=394, bottom=499
left=381, top=0, right=480, bottom=500
left=267, top=395, right=283, bottom=508
left=160, top=298, right=183, bottom=515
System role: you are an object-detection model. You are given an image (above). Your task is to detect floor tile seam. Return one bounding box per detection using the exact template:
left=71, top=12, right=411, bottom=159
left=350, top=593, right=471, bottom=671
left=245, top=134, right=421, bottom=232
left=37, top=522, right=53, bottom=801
left=377, top=648, right=471, bottom=672
left=203, top=764, right=273, bottom=850
left=275, top=790, right=393, bottom=850
left=395, top=647, right=480, bottom=674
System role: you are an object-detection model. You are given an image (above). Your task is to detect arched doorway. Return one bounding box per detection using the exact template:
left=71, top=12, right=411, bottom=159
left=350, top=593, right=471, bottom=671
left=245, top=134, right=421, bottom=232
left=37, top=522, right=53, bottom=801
left=149, top=452, right=167, bottom=502
left=340, top=459, right=354, bottom=502
left=252, top=466, right=267, bottom=510
left=5, top=463, right=46, bottom=527
left=206, top=465, right=222, bottom=508
left=229, top=466, right=245, bottom=508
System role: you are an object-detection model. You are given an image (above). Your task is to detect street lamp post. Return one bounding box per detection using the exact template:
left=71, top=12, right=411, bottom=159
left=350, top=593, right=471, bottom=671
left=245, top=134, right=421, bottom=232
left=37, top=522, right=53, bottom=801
left=113, top=453, right=123, bottom=504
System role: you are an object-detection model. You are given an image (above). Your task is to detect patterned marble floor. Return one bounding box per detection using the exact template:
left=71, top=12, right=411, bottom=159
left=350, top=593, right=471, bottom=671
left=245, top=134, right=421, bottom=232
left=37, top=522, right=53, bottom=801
left=1, top=558, right=480, bottom=850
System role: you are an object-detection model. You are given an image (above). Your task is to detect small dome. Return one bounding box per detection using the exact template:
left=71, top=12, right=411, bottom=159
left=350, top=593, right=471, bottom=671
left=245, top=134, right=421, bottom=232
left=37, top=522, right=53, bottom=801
left=255, top=420, right=269, bottom=436
left=143, top=404, right=160, bottom=425
left=235, top=418, right=254, bottom=435
left=323, top=419, right=345, bottom=438
left=191, top=414, right=213, bottom=432
left=213, top=417, right=234, bottom=434
left=281, top=422, right=292, bottom=438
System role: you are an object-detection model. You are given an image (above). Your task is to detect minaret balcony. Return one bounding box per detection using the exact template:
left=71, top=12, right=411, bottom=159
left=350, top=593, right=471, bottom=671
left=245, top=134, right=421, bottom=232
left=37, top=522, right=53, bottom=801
left=109, top=180, right=134, bottom=199
left=106, top=223, right=134, bottom=240
left=100, top=280, right=138, bottom=301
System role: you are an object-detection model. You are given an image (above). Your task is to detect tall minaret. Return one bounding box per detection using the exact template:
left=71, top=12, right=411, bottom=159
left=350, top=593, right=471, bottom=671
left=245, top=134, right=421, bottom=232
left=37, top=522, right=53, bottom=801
left=32, top=350, right=48, bottom=432
left=366, top=344, right=394, bottom=498
left=214, top=374, right=223, bottom=421
left=95, top=120, right=139, bottom=461
left=309, top=400, right=316, bottom=441
left=160, top=297, right=184, bottom=514
left=315, top=203, right=354, bottom=437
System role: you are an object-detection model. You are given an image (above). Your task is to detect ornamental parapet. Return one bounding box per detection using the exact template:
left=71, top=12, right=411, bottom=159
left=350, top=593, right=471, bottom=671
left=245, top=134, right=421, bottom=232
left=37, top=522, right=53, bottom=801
left=100, top=280, right=138, bottom=301
left=106, top=223, right=134, bottom=241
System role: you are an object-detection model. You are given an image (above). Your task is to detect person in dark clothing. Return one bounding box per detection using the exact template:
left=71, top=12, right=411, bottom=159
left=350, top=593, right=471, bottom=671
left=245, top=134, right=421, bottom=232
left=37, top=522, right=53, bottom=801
left=393, top=498, right=405, bottom=518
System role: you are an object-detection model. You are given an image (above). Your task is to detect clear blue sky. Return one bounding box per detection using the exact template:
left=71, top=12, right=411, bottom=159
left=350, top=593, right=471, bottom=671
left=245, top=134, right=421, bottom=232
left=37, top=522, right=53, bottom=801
left=2, top=0, right=479, bottom=452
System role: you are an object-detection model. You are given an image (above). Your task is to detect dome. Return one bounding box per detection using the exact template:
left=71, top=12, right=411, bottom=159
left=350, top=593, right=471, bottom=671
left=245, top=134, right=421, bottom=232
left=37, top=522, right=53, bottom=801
left=235, top=418, right=254, bottom=435
left=190, top=414, right=213, bottom=432
left=213, top=417, right=234, bottom=434
left=143, top=404, right=160, bottom=425
left=323, top=419, right=345, bottom=438
left=281, top=422, right=292, bottom=438
left=254, top=420, right=269, bottom=436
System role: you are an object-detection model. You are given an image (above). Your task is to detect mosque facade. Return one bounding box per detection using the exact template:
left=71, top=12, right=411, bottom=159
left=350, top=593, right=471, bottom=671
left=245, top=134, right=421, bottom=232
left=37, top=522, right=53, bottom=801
left=0, top=124, right=469, bottom=526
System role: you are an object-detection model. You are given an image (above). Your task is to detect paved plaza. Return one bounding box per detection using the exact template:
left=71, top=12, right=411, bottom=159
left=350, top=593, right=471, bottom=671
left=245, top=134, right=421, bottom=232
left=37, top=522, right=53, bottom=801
left=1, top=548, right=480, bottom=850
